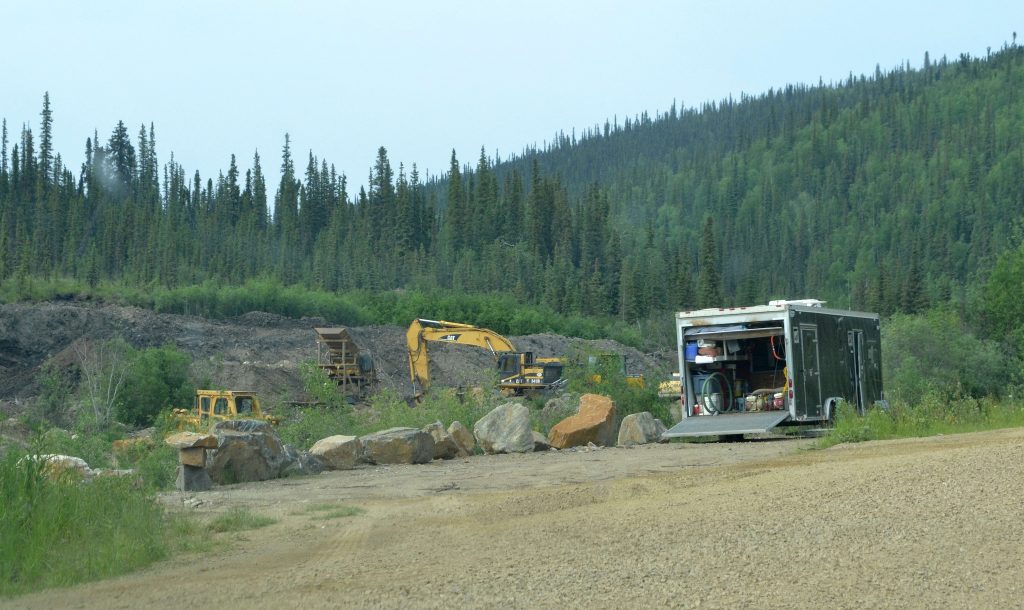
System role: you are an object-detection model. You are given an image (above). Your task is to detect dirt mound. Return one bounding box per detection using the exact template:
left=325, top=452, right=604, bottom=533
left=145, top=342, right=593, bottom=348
left=0, top=302, right=674, bottom=403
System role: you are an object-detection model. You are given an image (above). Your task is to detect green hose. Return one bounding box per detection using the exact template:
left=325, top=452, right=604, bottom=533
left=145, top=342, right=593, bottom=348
left=699, top=372, right=733, bottom=414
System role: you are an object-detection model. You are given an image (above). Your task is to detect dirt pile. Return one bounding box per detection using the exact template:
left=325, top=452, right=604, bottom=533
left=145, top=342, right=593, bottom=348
left=0, top=302, right=672, bottom=403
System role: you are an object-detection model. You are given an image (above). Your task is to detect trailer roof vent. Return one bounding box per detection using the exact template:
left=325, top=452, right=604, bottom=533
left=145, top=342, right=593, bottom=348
left=768, top=299, right=825, bottom=308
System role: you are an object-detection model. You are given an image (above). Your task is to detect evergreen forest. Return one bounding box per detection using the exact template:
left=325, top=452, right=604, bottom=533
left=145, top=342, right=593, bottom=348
left=2, top=44, right=1024, bottom=330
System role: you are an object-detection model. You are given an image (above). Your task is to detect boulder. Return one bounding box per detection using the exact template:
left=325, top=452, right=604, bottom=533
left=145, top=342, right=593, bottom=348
left=21, top=454, right=92, bottom=481
left=423, top=421, right=460, bottom=460
left=532, top=431, right=550, bottom=452
left=176, top=464, right=212, bottom=492
left=473, top=403, right=534, bottom=454
left=539, top=393, right=579, bottom=428
left=208, top=419, right=291, bottom=484
left=164, top=431, right=218, bottom=450
left=360, top=427, right=434, bottom=465
left=548, top=394, right=617, bottom=449
left=310, top=435, right=364, bottom=470
left=617, top=411, right=665, bottom=446
left=281, top=445, right=326, bottom=477
left=447, top=421, right=475, bottom=457
left=178, top=447, right=208, bottom=467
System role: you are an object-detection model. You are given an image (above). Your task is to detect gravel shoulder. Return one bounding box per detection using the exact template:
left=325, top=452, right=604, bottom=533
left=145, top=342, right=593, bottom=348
left=13, top=428, right=1024, bottom=609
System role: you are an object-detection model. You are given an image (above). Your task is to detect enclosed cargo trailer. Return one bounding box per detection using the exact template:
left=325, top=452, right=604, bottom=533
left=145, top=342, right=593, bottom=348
left=663, top=300, right=884, bottom=439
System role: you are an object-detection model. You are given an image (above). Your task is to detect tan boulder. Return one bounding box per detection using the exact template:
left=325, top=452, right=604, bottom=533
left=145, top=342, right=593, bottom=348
left=178, top=447, right=207, bottom=467
left=164, top=431, right=218, bottom=450
left=310, top=435, right=364, bottom=470
left=360, top=427, right=434, bottom=465
left=447, top=421, right=475, bottom=457
left=548, top=394, right=617, bottom=449
left=423, top=422, right=460, bottom=460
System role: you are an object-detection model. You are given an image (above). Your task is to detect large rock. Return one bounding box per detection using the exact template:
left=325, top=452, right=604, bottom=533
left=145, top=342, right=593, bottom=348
left=164, top=431, right=217, bottom=450
left=617, top=411, right=667, bottom=446
left=473, top=403, right=534, bottom=454
left=310, top=435, right=364, bottom=470
left=281, top=445, right=326, bottom=477
left=532, top=431, right=551, bottom=452
left=423, top=422, right=460, bottom=460
left=207, top=418, right=316, bottom=484
left=176, top=464, right=212, bottom=491
left=548, top=394, right=617, bottom=449
left=447, top=421, right=475, bottom=457
left=539, top=393, right=579, bottom=427
left=21, top=454, right=92, bottom=482
left=360, top=427, right=435, bottom=465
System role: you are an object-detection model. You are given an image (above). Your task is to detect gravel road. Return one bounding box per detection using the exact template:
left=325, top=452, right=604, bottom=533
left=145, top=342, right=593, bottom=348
left=11, top=428, right=1024, bottom=609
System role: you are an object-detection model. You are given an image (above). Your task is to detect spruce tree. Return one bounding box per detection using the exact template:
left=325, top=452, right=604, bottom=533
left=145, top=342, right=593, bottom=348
left=697, top=216, right=723, bottom=307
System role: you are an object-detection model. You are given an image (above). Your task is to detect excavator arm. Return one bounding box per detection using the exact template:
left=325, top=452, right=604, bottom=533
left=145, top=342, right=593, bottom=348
left=407, top=319, right=516, bottom=398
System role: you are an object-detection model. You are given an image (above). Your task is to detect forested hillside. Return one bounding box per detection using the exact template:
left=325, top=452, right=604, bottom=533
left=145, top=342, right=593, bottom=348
left=1, top=44, right=1022, bottom=323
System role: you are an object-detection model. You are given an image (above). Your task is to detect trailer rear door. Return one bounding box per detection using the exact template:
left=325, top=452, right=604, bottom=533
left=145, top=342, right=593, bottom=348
left=661, top=411, right=790, bottom=438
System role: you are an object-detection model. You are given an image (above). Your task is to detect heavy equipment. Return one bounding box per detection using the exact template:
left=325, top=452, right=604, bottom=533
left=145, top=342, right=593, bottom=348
left=406, top=319, right=564, bottom=399
left=172, top=390, right=279, bottom=428
left=314, top=327, right=375, bottom=394
left=588, top=353, right=646, bottom=388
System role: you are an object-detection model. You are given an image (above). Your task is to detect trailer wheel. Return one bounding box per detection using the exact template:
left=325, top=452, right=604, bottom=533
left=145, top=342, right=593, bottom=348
left=824, top=397, right=845, bottom=424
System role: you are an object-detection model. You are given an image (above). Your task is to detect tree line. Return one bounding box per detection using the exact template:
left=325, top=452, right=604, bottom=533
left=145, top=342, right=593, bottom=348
left=2, top=42, right=1023, bottom=325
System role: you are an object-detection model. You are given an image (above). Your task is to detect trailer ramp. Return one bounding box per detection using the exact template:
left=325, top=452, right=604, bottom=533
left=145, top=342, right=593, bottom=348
left=662, top=412, right=790, bottom=438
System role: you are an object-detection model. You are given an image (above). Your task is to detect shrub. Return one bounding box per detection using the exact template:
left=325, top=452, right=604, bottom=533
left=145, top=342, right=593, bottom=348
left=116, top=345, right=193, bottom=427
left=882, top=308, right=1016, bottom=406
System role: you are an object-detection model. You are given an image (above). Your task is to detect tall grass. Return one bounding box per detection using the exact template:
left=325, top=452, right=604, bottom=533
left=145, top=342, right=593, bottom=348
left=822, top=391, right=1024, bottom=447
left=0, top=452, right=169, bottom=596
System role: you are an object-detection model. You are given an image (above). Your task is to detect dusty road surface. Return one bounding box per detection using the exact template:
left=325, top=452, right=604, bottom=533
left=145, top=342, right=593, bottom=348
left=12, top=429, right=1024, bottom=609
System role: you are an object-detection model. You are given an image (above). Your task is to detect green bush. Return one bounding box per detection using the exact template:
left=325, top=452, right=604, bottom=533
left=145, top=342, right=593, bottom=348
left=882, top=308, right=1016, bottom=406
left=116, top=345, right=193, bottom=427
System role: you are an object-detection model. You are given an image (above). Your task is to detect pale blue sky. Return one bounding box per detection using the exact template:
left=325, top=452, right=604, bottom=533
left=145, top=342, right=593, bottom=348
left=3, top=0, right=1021, bottom=188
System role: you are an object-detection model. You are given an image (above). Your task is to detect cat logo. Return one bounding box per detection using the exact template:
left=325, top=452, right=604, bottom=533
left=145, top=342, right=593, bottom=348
left=439, top=333, right=461, bottom=341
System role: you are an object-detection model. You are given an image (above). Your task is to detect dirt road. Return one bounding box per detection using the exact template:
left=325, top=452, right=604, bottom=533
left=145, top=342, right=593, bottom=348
left=12, top=429, right=1024, bottom=609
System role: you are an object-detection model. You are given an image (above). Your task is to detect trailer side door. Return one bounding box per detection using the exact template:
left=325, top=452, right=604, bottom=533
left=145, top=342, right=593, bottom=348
left=797, top=324, right=823, bottom=418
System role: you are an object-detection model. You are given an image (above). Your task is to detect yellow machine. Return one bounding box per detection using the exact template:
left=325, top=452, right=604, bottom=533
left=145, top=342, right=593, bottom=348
left=314, top=327, right=375, bottom=394
left=589, top=353, right=646, bottom=389
left=406, top=319, right=564, bottom=399
left=172, top=390, right=279, bottom=427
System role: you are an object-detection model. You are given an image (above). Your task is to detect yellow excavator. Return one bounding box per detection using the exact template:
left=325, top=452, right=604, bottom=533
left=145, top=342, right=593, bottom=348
left=406, top=319, right=564, bottom=399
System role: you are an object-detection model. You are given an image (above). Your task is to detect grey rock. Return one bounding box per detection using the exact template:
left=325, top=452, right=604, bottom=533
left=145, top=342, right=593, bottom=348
left=281, top=444, right=325, bottom=477
left=207, top=418, right=307, bottom=484
left=176, top=464, right=212, bottom=492
left=532, top=430, right=550, bottom=452
left=473, top=403, right=534, bottom=454
left=617, top=411, right=664, bottom=446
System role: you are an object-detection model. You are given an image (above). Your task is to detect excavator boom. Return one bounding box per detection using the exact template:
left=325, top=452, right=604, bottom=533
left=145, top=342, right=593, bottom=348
left=406, top=318, right=561, bottom=398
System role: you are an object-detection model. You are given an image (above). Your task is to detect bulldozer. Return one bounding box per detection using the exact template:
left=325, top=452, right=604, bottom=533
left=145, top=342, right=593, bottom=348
left=172, top=390, right=279, bottom=428
left=406, top=319, right=564, bottom=400
left=587, top=353, right=646, bottom=389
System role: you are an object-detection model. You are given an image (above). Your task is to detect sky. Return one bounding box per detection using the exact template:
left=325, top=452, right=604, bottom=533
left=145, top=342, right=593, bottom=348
left=3, top=0, right=1022, bottom=190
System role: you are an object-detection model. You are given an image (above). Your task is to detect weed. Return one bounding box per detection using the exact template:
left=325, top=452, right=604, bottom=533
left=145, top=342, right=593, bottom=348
left=303, top=503, right=364, bottom=520
left=207, top=507, right=278, bottom=533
